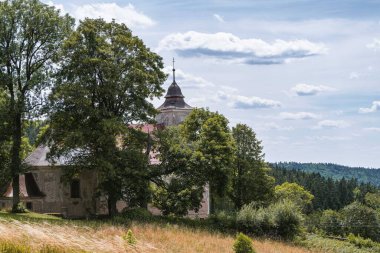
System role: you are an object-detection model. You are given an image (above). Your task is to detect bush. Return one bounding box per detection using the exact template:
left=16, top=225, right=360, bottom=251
left=269, top=200, right=303, bottom=240
left=209, top=211, right=236, bottom=231
left=121, top=207, right=153, bottom=221
left=341, top=202, right=380, bottom=241
left=233, top=233, right=255, bottom=253
left=236, top=200, right=303, bottom=239
left=11, top=203, right=28, bottom=213
left=320, top=210, right=342, bottom=236
left=236, top=203, right=272, bottom=235
left=347, top=233, right=377, bottom=248
left=123, top=229, right=137, bottom=245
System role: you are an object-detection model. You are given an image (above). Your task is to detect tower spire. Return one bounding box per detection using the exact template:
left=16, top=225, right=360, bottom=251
left=172, top=57, right=176, bottom=82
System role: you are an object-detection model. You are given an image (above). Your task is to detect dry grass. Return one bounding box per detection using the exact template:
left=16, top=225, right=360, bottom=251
left=0, top=218, right=314, bottom=253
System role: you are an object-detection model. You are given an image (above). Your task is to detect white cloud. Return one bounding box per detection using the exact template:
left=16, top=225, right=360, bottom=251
left=213, top=14, right=225, bottom=23
left=359, top=101, right=380, bottom=113
left=280, top=112, right=319, bottom=120
left=163, top=67, right=214, bottom=89
left=291, top=83, right=335, bottom=96
left=216, top=92, right=281, bottom=109
left=316, top=120, right=350, bottom=129
left=71, top=3, right=155, bottom=28
left=157, top=31, right=327, bottom=65
left=230, top=95, right=281, bottom=109
left=366, top=38, right=380, bottom=51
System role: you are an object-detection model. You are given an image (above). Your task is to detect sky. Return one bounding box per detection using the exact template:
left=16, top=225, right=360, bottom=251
left=44, top=0, right=380, bottom=168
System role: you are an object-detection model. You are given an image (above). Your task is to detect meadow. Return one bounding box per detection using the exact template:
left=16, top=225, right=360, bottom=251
left=0, top=212, right=314, bottom=253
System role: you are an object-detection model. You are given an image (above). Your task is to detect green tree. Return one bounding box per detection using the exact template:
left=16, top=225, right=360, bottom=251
left=48, top=18, right=166, bottom=216
left=0, top=0, right=73, bottom=211
left=341, top=202, right=380, bottom=241
left=320, top=209, right=343, bottom=236
left=183, top=109, right=235, bottom=213
left=152, top=126, right=205, bottom=216
left=230, top=124, right=274, bottom=209
left=365, top=192, right=380, bottom=209
left=153, top=109, right=235, bottom=215
left=274, top=182, right=314, bottom=211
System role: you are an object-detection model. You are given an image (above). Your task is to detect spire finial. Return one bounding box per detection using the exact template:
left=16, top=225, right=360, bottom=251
left=172, top=57, right=176, bottom=82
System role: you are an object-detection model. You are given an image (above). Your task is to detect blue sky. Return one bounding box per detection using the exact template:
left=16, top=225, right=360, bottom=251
left=45, top=0, right=380, bottom=167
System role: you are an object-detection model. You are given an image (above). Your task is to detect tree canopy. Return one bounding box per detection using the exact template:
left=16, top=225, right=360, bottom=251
left=0, top=0, right=74, bottom=211
left=230, top=123, right=274, bottom=209
left=48, top=18, right=166, bottom=216
left=152, top=108, right=236, bottom=215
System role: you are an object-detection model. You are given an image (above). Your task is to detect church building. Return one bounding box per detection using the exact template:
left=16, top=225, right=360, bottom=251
left=0, top=62, right=210, bottom=218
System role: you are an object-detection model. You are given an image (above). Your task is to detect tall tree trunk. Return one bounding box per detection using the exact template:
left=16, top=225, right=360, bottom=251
left=11, top=111, right=22, bottom=212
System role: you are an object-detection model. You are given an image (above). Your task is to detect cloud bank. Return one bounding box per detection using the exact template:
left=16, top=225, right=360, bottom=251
left=158, top=31, right=327, bottom=65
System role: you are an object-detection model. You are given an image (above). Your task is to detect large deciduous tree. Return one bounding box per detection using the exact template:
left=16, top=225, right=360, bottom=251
left=274, top=182, right=314, bottom=211
left=230, top=124, right=274, bottom=209
left=152, top=126, right=206, bottom=216
left=153, top=109, right=235, bottom=215
left=48, top=18, right=166, bottom=216
left=0, top=0, right=73, bottom=211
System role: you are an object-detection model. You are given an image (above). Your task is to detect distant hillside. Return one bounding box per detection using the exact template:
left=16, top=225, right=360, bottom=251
left=270, top=162, right=380, bottom=187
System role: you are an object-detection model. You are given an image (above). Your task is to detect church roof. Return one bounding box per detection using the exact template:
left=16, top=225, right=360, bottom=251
left=165, top=81, right=184, bottom=98
left=24, top=145, right=69, bottom=167
left=158, top=59, right=192, bottom=110
left=24, top=125, right=162, bottom=168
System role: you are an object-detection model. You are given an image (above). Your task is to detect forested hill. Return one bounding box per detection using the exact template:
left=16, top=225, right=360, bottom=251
left=270, top=162, right=380, bottom=187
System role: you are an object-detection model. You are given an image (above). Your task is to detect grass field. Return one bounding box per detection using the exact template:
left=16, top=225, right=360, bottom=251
left=1, top=211, right=377, bottom=253
left=0, top=212, right=314, bottom=253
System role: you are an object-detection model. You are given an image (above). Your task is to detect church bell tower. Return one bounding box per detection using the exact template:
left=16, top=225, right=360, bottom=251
left=156, top=59, right=193, bottom=126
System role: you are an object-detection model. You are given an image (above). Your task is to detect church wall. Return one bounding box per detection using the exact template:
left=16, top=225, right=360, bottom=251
left=29, top=167, right=101, bottom=217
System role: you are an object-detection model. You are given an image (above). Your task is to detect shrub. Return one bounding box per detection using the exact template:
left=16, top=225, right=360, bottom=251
left=347, top=233, right=377, bottom=248
left=11, top=203, right=28, bottom=213
left=341, top=202, right=380, bottom=241
left=209, top=211, right=236, bottom=231
left=320, top=210, right=342, bottom=236
left=233, top=233, right=255, bottom=253
left=121, top=207, right=152, bottom=221
left=236, top=200, right=303, bottom=239
left=236, top=203, right=272, bottom=235
left=270, top=200, right=303, bottom=240
left=123, top=229, right=137, bottom=245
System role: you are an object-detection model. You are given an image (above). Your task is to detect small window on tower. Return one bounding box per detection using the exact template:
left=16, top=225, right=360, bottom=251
left=70, top=179, right=80, bottom=198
